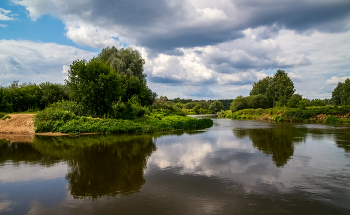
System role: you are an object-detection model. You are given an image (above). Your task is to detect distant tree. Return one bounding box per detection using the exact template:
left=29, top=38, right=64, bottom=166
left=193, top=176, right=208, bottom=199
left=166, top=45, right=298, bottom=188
left=66, top=59, right=123, bottom=117
left=331, top=82, right=343, bottom=105
left=250, top=76, right=272, bottom=97
left=230, top=96, right=248, bottom=112
left=310, top=99, right=326, bottom=107
left=331, top=78, right=350, bottom=105
left=267, top=70, right=295, bottom=107
left=248, top=94, right=269, bottom=109
left=297, top=99, right=308, bottom=110
left=209, top=100, right=224, bottom=113
left=340, top=78, right=350, bottom=105
left=184, top=102, right=196, bottom=109
left=287, top=94, right=302, bottom=108
left=39, top=82, right=69, bottom=108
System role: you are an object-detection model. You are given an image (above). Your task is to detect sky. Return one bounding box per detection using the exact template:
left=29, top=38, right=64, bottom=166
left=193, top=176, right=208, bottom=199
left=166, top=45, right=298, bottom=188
left=1, top=0, right=350, bottom=100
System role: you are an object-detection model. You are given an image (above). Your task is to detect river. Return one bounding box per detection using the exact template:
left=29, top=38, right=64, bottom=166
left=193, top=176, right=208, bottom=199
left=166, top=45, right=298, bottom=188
left=0, top=118, right=349, bottom=214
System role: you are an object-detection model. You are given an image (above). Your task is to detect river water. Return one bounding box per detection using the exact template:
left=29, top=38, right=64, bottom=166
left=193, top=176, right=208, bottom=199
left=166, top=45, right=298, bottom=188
left=0, top=118, right=350, bottom=214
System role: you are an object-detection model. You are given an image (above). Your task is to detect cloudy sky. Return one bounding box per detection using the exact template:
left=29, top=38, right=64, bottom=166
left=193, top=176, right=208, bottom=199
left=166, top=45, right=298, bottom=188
left=1, top=0, right=350, bottom=99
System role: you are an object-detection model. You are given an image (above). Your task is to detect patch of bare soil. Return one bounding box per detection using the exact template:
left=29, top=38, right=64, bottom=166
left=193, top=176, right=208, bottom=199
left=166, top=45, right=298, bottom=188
left=0, top=114, right=35, bottom=134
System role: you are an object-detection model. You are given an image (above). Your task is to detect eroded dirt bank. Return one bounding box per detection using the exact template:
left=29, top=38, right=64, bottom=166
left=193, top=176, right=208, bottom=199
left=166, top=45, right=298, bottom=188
left=0, top=114, right=35, bottom=134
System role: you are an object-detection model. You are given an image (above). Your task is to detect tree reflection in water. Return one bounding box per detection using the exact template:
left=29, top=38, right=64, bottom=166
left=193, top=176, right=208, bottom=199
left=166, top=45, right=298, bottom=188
left=34, top=135, right=156, bottom=199
left=233, top=125, right=308, bottom=167
left=0, top=135, right=156, bottom=199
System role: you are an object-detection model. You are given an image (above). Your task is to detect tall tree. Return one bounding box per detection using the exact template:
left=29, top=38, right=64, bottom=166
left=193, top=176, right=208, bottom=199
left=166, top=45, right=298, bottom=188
left=340, top=78, right=350, bottom=105
left=66, top=59, right=123, bottom=117
left=331, top=82, right=343, bottom=105
left=267, top=70, right=295, bottom=107
left=250, top=76, right=272, bottom=96
left=97, top=46, right=146, bottom=80
left=96, top=46, right=156, bottom=105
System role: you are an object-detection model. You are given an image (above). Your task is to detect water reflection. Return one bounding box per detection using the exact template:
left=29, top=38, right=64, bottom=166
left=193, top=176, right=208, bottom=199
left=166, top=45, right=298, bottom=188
left=0, top=135, right=156, bottom=199
left=233, top=124, right=308, bottom=167
left=0, top=121, right=350, bottom=214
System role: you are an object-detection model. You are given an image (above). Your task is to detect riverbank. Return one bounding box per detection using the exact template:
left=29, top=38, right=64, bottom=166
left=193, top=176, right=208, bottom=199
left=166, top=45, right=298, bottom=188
left=218, top=106, right=350, bottom=123
left=0, top=114, right=35, bottom=134
left=0, top=113, right=214, bottom=135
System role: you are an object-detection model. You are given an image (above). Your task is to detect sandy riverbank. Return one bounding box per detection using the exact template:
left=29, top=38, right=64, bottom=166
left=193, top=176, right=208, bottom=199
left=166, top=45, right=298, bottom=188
left=0, top=114, right=35, bottom=134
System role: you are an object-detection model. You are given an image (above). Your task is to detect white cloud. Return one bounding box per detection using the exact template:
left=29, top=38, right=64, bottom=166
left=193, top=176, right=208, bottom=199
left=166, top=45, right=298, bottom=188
left=0, top=40, right=96, bottom=86
left=0, top=8, right=13, bottom=21
left=326, top=76, right=350, bottom=85
left=9, top=0, right=350, bottom=99
left=0, top=162, right=67, bottom=182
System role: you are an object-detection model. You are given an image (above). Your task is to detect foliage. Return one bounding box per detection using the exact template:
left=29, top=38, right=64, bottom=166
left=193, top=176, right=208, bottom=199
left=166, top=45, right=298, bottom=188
left=230, top=95, right=248, bottom=112
left=39, top=82, right=69, bottom=109
left=250, top=76, right=272, bottom=97
left=267, top=70, right=295, bottom=107
left=287, top=94, right=302, bottom=108
left=0, top=82, right=43, bottom=112
left=221, top=105, right=350, bottom=124
left=309, top=99, right=326, bottom=107
left=331, top=78, right=350, bottom=105
left=248, top=94, right=269, bottom=109
left=97, top=46, right=146, bottom=80
left=66, top=59, right=123, bottom=117
left=297, top=99, right=308, bottom=110
left=34, top=109, right=213, bottom=134
left=97, top=46, right=156, bottom=106
left=332, top=82, right=343, bottom=105
left=209, top=100, right=224, bottom=113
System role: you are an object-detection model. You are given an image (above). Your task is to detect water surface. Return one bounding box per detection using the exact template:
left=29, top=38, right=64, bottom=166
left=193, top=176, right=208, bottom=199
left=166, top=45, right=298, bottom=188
left=0, top=119, right=350, bottom=214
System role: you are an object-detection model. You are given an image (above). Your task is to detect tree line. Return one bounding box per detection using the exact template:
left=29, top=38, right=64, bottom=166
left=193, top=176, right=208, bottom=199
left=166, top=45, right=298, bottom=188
left=230, top=70, right=350, bottom=112
left=0, top=46, right=157, bottom=119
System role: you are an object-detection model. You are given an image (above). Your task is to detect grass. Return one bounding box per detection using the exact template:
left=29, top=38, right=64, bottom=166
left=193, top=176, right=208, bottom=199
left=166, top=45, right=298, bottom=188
left=218, top=106, right=350, bottom=124
left=34, top=108, right=213, bottom=134
left=0, top=113, right=11, bottom=120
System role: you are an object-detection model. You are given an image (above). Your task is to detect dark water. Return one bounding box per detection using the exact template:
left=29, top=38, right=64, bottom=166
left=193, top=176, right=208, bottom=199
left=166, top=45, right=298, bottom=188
left=1, top=118, right=350, bottom=214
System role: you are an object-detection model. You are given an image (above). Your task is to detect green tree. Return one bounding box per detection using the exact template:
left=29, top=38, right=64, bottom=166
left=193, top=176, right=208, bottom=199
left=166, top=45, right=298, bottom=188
left=310, top=99, right=326, bottom=107
left=39, top=82, right=69, bottom=109
left=287, top=94, right=302, bottom=108
left=340, top=78, right=350, bottom=105
left=250, top=76, right=272, bottom=96
left=230, top=96, right=248, bottom=112
left=66, top=59, right=123, bottom=117
left=97, top=46, right=146, bottom=80
left=331, top=82, right=343, bottom=105
left=267, top=70, right=295, bottom=107
left=97, top=46, right=156, bottom=105
left=209, top=100, right=224, bottom=113
left=248, top=94, right=269, bottom=109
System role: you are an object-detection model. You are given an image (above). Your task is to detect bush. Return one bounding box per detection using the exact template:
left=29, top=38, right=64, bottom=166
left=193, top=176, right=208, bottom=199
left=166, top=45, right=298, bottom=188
left=230, top=96, right=248, bottom=112
left=248, top=94, right=269, bottom=109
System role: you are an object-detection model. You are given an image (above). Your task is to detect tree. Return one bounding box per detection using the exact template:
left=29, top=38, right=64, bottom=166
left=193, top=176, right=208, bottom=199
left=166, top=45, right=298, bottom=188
left=267, top=70, right=295, bottom=107
left=96, top=46, right=156, bottom=105
left=250, top=76, right=272, bottom=96
left=66, top=59, right=123, bottom=117
left=248, top=94, right=269, bottom=109
left=331, top=82, right=343, bottom=105
left=209, top=100, right=224, bottom=113
left=97, top=46, right=146, bottom=81
left=39, top=82, right=69, bottom=109
left=340, top=78, right=350, bottom=105
left=331, top=78, right=350, bottom=105
left=230, top=96, right=248, bottom=112
left=287, top=94, right=302, bottom=108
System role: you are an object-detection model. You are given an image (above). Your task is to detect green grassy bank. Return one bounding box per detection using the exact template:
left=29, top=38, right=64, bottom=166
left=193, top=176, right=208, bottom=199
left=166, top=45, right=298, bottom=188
left=218, top=106, right=350, bottom=124
left=34, top=109, right=213, bottom=134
